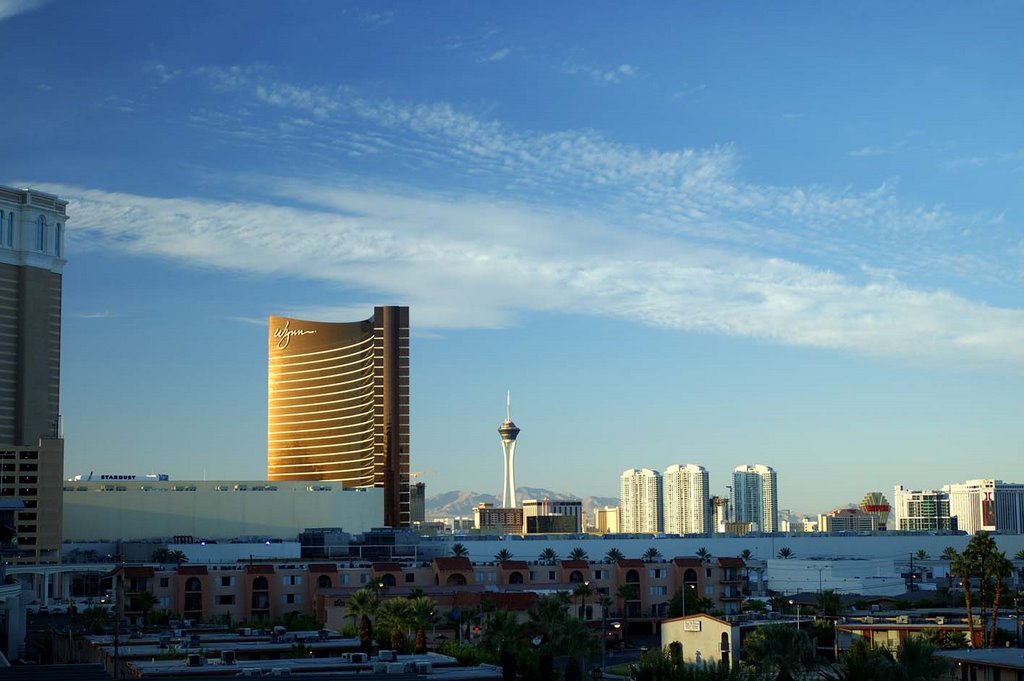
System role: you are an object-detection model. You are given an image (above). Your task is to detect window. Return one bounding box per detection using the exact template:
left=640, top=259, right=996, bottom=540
left=220, top=576, right=235, bottom=587
left=6, top=212, right=11, bottom=247
left=286, top=593, right=301, bottom=604
left=650, top=586, right=667, bottom=596
left=592, top=569, right=606, bottom=580
left=285, top=575, right=301, bottom=586
left=359, top=574, right=369, bottom=584
left=216, top=595, right=236, bottom=605
left=159, top=578, right=169, bottom=588
left=548, top=570, right=556, bottom=580
left=318, top=575, right=333, bottom=589
left=55, top=223, right=61, bottom=256
left=0, top=210, right=4, bottom=245
left=649, top=568, right=665, bottom=579
left=340, top=574, right=350, bottom=585
left=36, top=215, right=46, bottom=251
left=404, top=573, right=415, bottom=584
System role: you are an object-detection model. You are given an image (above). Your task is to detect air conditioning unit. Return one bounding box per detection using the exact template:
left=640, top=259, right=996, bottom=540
left=896, top=615, right=910, bottom=624
left=378, top=650, right=397, bottom=662
left=349, top=652, right=368, bottom=663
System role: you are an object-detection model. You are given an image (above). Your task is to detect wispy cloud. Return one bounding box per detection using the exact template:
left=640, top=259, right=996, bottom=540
left=563, top=62, right=639, bottom=85
left=945, top=149, right=1024, bottom=170
left=72, top=311, right=119, bottom=319
left=478, top=48, right=511, bottom=63
left=47, top=66, right=1024, bottom=371
left=0, top=0, right=51, bottom=22
left=849, top=142, right=905, bottom=158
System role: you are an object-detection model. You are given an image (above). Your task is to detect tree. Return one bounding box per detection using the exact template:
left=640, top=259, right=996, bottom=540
left=1015, top=549, right=1024, bottom=561
left=408, top=596, right=437, bottom=654
left=892, top=636, right=950, bottom=680
left=376, top=598, right=413, bottom=651
left=481, top=609, right=523, bottom=681
left=915, top=549, right=930, bottom=560
left=494, top=548, right=513, bottom=562
left=740, top=548, right=753, bottom=560
left=949, top=548, right=977, bottom=647
left=776, top=547, right=793, bottom=559
left=451, top=543, right=469, bottom=557
left=539, top=547, right=559, bottom=565
left=815, top=589, right=842, bottom=617
left=568, top=547, right=588, bottom=561
left=741, top=624, right=815, bottom=681
left=344, top=587, right=379, bottom=653
left=135, top=590, right=158, bottom=630
left=572, top=581, right=593, bottom=620
left=528, top=594, right=572, bottom=681
left=695, top=547, right=712, bottom=563
left=643, top=546, right=662, bottom=562
left=604, top=547, right=624, bottom=562
left=80, top=605, right=112, bottom=634
left=985, top=550, right=1013, bottom=647
left=616, top=583, right=637, bottom=646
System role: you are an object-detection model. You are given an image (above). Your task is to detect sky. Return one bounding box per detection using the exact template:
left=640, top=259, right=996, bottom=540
left=2, top=1, right=1022, bottom=516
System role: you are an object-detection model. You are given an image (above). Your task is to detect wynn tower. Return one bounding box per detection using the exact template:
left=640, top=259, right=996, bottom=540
left=268, top=306, right=409, bottom=527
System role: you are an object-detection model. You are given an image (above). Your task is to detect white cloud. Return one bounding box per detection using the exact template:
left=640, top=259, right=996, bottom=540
left=43, top=180, right=1024, bottom=372
left=0, top=0, right=50, bottom=22
left=562, top=62, right=639, bottom=85
left=478, top=48, right=511, bottom=63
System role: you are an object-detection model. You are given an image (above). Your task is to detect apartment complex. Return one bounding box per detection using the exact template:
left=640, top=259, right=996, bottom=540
left=620, top=468, right=663, bottom=534
left=110, top=553, right=749, bottom=629
left=268, top=307, right=410, bottom=527
left=663, top=464, right=711, bottom=535
left=733, top=465, right=778, bottom=533
left=0, top=185, right=68, bottom=563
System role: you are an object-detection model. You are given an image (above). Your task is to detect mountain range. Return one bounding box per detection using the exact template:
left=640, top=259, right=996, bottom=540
left=424, top=487, right=618, bottom=520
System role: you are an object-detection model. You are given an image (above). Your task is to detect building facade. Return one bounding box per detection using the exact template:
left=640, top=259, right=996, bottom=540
left=472, top=503, right=523, bottom=535
left=733, top=465, right=778, bottom=533
left=620, top=468, right=662, bottom=534
left=521, top=498, right=582, bottom=534
left=892, top=485, right=956, bottom=532
left=592, top=506, right=620, bottom=534
left=663, top=464, right=711, bottom=535
left=268, top=306, right=409, bottom=527
left=0, top=185, right=68, bottom=563
left=62, top=479, right=384, bottom=541
left=818, top=508, right=880, bottom=533
left=945, top=479, right=1024, bottom=535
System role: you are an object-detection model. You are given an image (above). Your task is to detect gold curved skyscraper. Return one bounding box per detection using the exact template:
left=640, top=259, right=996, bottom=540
left=268, top=306, right=409, bottom=527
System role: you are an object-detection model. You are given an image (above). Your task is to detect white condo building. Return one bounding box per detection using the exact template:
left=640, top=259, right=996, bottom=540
left=620, top=468, right=662, bottom=534
left=892, top=485, right=955, bottom=531
left=733, top=465, right=778, bottom=533
left=945, top=479, right=1024, bottom=535
left=663, top=464, right=711, bottom=535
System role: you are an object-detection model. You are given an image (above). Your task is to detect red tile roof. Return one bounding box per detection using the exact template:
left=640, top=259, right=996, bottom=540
left=246, top=564, right=276, bottom=574
left=560, top=559, right=589, bottom=569
left=434, top=557, right=472, bottom=571
left=308, top=563, right=337, bottom=573
left=177, top=565, right=208, bottom=575
left=372, top=562, right=403, bottom=572
left=499, top=560, right=529, bottom=570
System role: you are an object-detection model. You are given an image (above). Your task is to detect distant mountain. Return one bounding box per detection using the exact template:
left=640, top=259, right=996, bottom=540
left=424, top=487, right=618, bottom=520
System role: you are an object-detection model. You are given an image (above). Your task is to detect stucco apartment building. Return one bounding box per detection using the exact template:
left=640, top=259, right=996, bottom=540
left=112, top=554, right=749, bottom=631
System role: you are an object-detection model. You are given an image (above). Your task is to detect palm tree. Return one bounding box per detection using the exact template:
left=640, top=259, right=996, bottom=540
left=408, top=596, right=437, bottom=654
left=494, top=548, right=513, bottom=562
left=615, top=583, right=637, bottom=646
left=528, top=594, right=572, bottom=681
left=642, top=546, right=662, bottom=562
left=964, top=531, right=998, bottom=646
left=822, top=638, right=893, bottom=681
left=1016, top=549, right=1024, bottom=561
left=948, top=548, right=977, bottom=647
left=740, top=548, right=753, bottom=560
left=451, top=542, right=469, bottom=557
left=892, top=636, right=950, bottom=679
left=915, top=549, right=930, bottom=560
left=604, top=547, right=624, bottom=562
left=344, top=587, right=379, bottom=653
left=135, top=590, right=158, bottom=630
left=568, top=546, right=588, bottom=561
left=572, top=580, right=593, bottom=620
left=986, top=550, right=1013, bottom=647
left=695, top=547, right=712, bottom=563
left=741, top=623, right=815, bottom=681
left=481, top=609, right=523, bottom=681
left=815, top=589, right=842, bottom=617
left=79, top=605, right=111, bottom=634
left=539, top=547, right=559, bottom=565
left=777, top=546, right=793, bottom=559
left=376, top=598, right=413, bottom=651
left=942, top=546, right=959, bottom=560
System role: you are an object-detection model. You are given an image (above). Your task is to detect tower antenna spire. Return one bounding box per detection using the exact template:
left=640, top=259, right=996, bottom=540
left=506, top=390, right=511, bottom=421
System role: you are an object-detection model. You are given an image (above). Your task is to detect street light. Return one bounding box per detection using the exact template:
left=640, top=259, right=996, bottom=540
left=789, top=599, right=801, bottom=627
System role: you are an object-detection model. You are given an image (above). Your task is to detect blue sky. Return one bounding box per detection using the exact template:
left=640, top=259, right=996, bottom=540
left=3, top=0, right=1022, bottom=515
